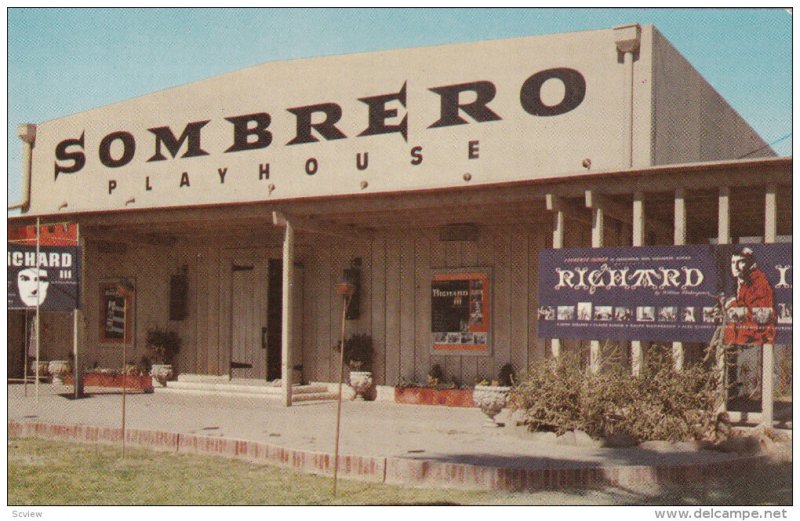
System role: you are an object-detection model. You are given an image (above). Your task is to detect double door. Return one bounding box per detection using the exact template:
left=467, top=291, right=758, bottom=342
left=227, top=252, right=285, bottom=381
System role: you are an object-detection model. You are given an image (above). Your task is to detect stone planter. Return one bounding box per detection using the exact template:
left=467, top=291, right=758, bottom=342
left=394, top=387, right=474, bottom=407
left=48, top=360, right=72, bottom=384
left=473, top=384, right=511, bottom=427
left=150, top=364, right=174, bottom=387
left=348, top=370, right=373, bottom=400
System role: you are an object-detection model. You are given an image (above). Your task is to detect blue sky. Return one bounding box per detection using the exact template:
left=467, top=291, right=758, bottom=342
left=6, top=7, right=792, bottom=208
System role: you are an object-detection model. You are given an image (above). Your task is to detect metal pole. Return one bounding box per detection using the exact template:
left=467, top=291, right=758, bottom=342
left=35, top=217, right=41, bottom=402
left=332, top=293, right=351, bottom=497
left=121, top=299, right=128, bottom=459
left=23, top=310, right=29, bottom=397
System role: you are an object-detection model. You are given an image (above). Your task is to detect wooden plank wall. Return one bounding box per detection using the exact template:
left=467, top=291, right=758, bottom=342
left=297, top=225, right=556, bottom=386
left=79, top=219, right=633, bottom=383
left=82, top=241, right=173, bottom=369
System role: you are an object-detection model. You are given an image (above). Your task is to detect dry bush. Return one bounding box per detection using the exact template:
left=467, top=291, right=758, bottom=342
left=509, top=345, right=725, bottom=443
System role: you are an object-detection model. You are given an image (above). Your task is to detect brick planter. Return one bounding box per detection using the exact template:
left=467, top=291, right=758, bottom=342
left=394, top=387, right=474, bottom=407
left=64, top=373, right=153, bottom=391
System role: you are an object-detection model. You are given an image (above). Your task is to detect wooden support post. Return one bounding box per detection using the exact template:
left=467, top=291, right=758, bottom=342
left=73, top=224, right=83, bottom=399
left=586, top=191, right=603, bottom=373
left=717, top=186, right=730, bottom=412
left=281, top=219, right=295, bottom=407
left=718, top=186, right=730, bottom=246
left=631, top=192, right=645, bottom=376
left=761, top=183, right=777, bottom=427
left=672, top=188, right=686, bottom=371
left=547, top=194, right=565, bottom=358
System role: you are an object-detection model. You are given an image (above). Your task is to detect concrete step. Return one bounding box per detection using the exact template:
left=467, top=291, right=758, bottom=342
left=291, top=392, right=338, bottom=402
left=156, top=386, right=338, bottom=402
left=156, top=379, right=333, bottom=401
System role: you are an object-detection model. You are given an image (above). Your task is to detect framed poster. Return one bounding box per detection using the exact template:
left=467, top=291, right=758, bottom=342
left=431, top=269, right=491, bottom=355
left=99, top=279, right=135, bottom=345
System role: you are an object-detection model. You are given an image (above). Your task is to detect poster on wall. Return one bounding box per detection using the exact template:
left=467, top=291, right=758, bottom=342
left=99, top=280, right=134, bottom=344
left=7, top=244, right=80, bottom=311
left=537, top=244, right=792, bottom=345
left=431, top=270, right=491, bottom=354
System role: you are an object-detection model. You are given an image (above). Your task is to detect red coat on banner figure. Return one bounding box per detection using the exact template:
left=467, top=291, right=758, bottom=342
left=723, top=247, right=776, bottom=345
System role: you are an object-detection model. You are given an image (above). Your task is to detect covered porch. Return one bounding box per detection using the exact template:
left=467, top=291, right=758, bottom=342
left=28, top=156, right=789, bottom=417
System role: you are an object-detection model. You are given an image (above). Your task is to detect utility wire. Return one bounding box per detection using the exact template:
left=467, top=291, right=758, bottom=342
left=737, top=132, right=792, bottom=159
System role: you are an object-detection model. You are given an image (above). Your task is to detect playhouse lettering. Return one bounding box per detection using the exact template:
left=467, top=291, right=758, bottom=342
left=554, top=264, right=705, bottom=295
left=53, top=68, right=587, bottom=179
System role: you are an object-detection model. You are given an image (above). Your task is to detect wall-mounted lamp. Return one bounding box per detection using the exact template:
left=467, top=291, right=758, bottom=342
left=169, top=265, right=189, bottom=321
left=116, top=278, right=135, bottom=298
left=341, top=258, right=361, bottom=320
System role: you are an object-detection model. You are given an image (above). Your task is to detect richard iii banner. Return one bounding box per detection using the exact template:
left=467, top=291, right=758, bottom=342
left=7, top=245, right=80, bottom=311
left=537, top=244, right=792, bottom=345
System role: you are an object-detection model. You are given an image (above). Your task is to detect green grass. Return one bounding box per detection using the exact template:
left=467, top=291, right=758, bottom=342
left=8, top=438, right=792, bottom=505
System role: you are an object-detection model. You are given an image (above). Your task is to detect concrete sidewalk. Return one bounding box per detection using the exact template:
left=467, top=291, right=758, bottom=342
left=7, top=384, right=771, bottom=491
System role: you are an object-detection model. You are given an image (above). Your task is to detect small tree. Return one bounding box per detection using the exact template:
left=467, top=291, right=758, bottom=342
left=145, top=327, right=182, bottom=365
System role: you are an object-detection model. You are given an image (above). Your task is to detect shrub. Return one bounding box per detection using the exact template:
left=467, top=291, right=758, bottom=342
left=427, top=364, right=444, bottom=386
left=509, top=345, right=725, bottom=443
left=145, top=327, right=182, bottom=365
left=333, top=333, right=374, bottom=371
left=497, top=363, right=516, bottom=387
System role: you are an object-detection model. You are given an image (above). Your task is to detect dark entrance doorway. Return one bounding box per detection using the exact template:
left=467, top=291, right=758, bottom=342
left=266, top=259, right=283, bottom=381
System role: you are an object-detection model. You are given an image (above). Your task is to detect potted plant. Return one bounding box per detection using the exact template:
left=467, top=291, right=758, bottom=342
left=29, top=359, right=50, bottom=381
left=48, top=359, right=72, bottom=385
left=473, top=363, right=515, bottom=427
left=145, top=327, right=182, bottom=387
left=334, top=333, right=374, bottom=400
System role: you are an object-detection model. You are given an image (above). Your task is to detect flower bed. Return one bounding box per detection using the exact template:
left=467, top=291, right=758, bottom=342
left=394, top=387, right=474, bottom=407
left=64, top=373, right=153, bottom=391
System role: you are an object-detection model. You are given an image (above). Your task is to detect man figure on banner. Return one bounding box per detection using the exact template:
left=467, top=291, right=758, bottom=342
left=723, top=247, right=776, bottom=346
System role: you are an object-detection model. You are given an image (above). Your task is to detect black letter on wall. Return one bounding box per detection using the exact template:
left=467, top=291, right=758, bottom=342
left=358, top=82, right=408, bottom=141
left=99, top=131, right=136, bottom=168
left=410, top=146, right=423, bottom=165
left=428, top=81, right=502, bottom=128
left=287, top=103, right=347, bottom=145
left=54, top=132, right=86, bottom=179
left=225, top=113, right=273, bottom=153
left=520, top=68, right=586, bottom=117
left=147, top=120, right=210, bottom=162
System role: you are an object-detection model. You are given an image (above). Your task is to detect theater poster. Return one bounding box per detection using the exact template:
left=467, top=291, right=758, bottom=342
left=538, top=244, right=792, bottom=345
left=99, top=280, right=135, bottom=345
left=431, top=269, right=491, bottom=355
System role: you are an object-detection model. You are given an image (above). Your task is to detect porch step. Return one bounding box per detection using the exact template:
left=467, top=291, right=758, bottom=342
left=156, top=378, right=336, bottom=402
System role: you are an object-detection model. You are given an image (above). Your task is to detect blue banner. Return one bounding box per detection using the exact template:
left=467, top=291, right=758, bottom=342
left=537, top=244, right=792, bottom=344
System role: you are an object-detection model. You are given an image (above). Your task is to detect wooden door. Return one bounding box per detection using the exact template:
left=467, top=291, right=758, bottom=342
left=229, top=254, right=268, bottom=380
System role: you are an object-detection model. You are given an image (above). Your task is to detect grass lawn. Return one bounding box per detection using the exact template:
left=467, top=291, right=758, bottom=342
left=8, top=438, right=792, bottom=505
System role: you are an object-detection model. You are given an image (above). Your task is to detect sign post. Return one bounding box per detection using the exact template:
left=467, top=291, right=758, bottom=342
left=35, top=218, right=40, bottom=402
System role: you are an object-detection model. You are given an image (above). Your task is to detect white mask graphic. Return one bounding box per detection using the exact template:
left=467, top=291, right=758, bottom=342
left=17, top=268, right=49, bottom=307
